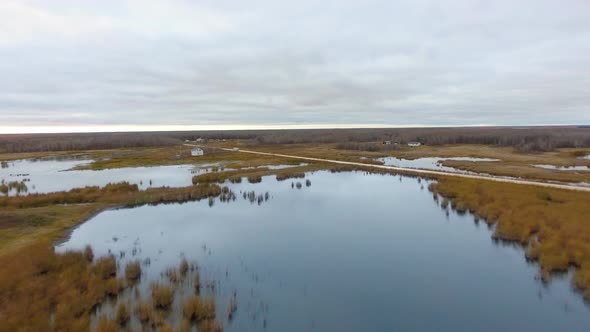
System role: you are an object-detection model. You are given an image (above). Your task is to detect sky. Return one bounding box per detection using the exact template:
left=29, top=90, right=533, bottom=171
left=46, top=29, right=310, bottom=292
left=1, top=0, right=589, bottom=133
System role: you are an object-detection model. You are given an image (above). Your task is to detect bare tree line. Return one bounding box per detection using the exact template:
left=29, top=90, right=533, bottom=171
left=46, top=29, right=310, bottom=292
left=0, top=126, right=589, bottom=153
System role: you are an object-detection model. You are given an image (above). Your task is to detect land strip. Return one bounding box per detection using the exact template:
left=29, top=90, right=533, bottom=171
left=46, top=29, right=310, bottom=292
left=184, top=145, right=590, bottom=192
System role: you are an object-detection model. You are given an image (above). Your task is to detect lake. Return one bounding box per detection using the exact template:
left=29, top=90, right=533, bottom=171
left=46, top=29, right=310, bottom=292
left=57, top=170, right=590, bottom=332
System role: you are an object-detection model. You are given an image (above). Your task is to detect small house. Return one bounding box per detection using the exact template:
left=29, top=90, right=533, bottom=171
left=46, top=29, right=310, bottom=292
left=191, top=147, right=204, bottom=156
left=383, top=140, right=392, bottom=145
left=407, top=142, right=422, bottom=147
left=195, top=138, right=204, bottom=143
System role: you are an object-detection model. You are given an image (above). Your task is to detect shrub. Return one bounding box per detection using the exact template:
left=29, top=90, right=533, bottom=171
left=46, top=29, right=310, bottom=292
left=96, top=316, right=118, bottom=332
left=83, top=245, right=94, bottom=262
left=179, top=258, right=189, bottom=277
left=247, top=175, right=262, bottom=183
left=94, top=256, right=117, bottom=279
left=115, top=303, right=130, bottom=326
left=198, top=319, right=224, bottom=332
left=151, top=283, right=174, bottom=309
left=125, top=260, right=141, bottom=282
left=183, top=296, right=216, bottom=321
left=136, top=300, right=154, bottom=324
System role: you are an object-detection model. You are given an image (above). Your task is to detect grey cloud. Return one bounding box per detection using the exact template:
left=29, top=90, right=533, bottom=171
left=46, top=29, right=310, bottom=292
left=1, top=0, right=589, bottom=131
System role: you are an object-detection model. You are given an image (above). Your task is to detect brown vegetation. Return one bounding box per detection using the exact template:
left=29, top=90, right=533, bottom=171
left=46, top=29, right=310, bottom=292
left=125, top=260, right=141, bottom=282
left=183, top=295, right=217, bottom=322
left=151, top=283, right=175, bottom=310
left=430, top=176, right=590, bottom=298
left=115, top=302, right=130, bottom=326
left=0, top=243, right=130, bottom=331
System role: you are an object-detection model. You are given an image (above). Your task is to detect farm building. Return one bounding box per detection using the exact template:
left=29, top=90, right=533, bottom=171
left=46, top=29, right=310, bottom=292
left=383, top=140, right=392, bottom=145
left=407, top=142, right=422, bottom=147
left=191, top=147, right=204, bottom=156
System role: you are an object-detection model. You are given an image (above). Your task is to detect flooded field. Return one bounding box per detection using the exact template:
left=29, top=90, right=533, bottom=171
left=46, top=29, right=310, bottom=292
left=534, top=164, right=590, bottom=171
left=57, top=171, right=590, bottom=332
left=0, top=158, right=304, bottom=196
left=377, top=156, right=498, bottom=173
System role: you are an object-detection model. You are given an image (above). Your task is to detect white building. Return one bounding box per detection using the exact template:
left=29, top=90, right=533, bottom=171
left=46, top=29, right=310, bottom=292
left=191, top=147, right=204, bottom=156
left=407, top=142, right=422, bottom=147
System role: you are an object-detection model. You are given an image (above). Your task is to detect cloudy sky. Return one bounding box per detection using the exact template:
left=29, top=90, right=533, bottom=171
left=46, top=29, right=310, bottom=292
left=1, top=0, right=589, bottom=133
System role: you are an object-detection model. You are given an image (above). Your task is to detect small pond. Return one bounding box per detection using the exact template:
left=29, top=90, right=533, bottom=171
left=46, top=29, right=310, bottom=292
left=533, top=164, right=590, bottom=171
left=57, top=171, right=589, bottom=332
left=377, top=156, right=498, bottom=173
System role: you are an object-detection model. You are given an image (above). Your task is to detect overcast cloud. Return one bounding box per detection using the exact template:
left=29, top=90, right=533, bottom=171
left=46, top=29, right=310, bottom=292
left=1, top=0, right=589, bottom=132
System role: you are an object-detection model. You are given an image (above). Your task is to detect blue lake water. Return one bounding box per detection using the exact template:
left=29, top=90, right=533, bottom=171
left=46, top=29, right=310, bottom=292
left=57, top=170, right=590, bottom=332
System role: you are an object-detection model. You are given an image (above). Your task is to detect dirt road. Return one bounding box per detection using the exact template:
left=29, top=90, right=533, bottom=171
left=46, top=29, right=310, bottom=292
left=185, top=144, right=590, bottom=192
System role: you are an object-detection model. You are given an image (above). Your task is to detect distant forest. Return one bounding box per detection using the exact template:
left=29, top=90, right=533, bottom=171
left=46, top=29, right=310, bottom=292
left=0, top=126, right=589, bottom=153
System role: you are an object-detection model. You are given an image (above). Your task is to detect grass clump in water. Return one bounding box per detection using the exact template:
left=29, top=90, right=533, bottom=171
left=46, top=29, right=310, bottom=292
left=96, top=315, right=118, bottom=332
left=94, top=256, right=117, bottom=279
left=151, top=283, right=174, bottom=310
left=125, top=260, right=141, bottom=282
left=115, top=302, right=130, bottom=326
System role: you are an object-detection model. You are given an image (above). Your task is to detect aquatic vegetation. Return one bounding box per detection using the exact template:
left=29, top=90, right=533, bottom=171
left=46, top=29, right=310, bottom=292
left=96, top=316, right=118, bottom=332
left=0, top=244, right=133, bottom=331
left=151, top=283, right=175, bottom=309
left=0, top=182, right=222, bottom=209
left=115, top=302, right=130, bottom=326
left=1, top=161, right=8, bottom=168
left=83, top=245, right=94, bottom=262
left=183, top=295, right=217, bottom=321
left=94, top=256, right=117, bottom=279
left=125, top=260, right=141, bottom=282
left=430, top=176, right=590, bottom=299
left=180, top=258, right=189, bottom=276
left=306, top=179, right=311, bottom=187
left=135, top=300, right=155, bottom=324
left=275, top=172, right=305, bottom=181
left=247, top=175, right=262, bottom=183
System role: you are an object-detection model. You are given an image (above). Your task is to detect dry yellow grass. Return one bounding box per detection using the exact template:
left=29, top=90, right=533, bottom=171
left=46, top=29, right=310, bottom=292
left=0, top=243, right=129, bottom=332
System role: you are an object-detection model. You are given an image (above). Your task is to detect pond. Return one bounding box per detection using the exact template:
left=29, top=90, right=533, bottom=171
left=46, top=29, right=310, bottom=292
left=57, top=171, right=589, bottom=332
left=377, top=156, right=498, bottom=173
left=533, top=164, right=590, bottom=171
left=0, top=157, right=305, bottom=196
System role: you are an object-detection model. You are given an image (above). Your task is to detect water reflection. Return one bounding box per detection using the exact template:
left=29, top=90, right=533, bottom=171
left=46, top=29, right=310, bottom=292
left=534, top=164, right=590, bottom=171
left=377, top=156, right=498, bottom=173
left=57, top=171, right=589, bottom=332
left=0, top=158, right=306, bottom=196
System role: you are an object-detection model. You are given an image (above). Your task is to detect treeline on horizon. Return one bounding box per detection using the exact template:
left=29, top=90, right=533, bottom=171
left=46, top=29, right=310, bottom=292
left=0, top=126, right=589, bottom=153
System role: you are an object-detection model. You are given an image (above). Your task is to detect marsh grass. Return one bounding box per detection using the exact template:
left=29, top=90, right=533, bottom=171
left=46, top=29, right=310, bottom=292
left=430, top=176, right=590, bottom=299
left=151, top=283, right=175, bottom=310
left=180, top=258, right=189, bottom=277
left=96, top=316, right=118, bottom=332
left=115, top=302, right=130, bottom=326
left=125, top=260, right=141, bottom=282
left=247, top=175, right=262, bottom=183
left=0, top=244, right=132, bottom=331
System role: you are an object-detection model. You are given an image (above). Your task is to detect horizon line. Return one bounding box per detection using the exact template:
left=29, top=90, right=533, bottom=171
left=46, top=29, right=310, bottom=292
left=0, top=123, right=585, bottom=135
